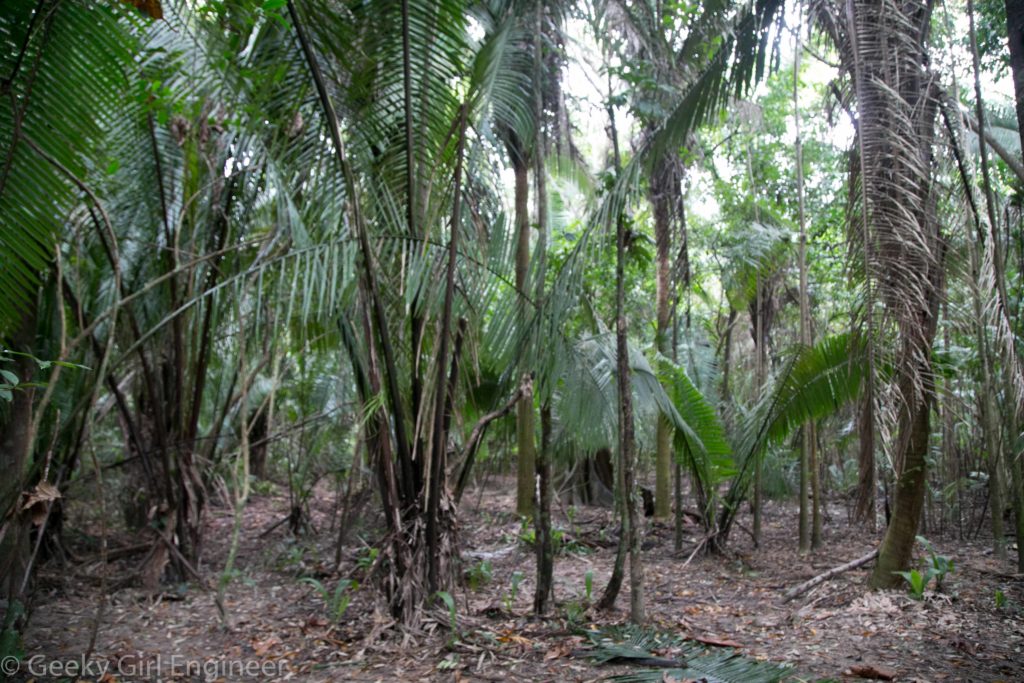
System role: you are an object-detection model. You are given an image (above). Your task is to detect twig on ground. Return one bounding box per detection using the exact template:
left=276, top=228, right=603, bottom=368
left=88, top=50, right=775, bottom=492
left=781, top=548, right=879, bottom=603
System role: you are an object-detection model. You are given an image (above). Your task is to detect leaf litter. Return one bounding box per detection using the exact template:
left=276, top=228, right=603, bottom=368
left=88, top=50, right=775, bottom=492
left=19, top=480, right=1024, bottom=681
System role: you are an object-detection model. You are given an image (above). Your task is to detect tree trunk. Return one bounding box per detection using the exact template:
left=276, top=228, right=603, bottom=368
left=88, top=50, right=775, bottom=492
left=854, top=381, right=876, bottom=528
left=530, top=0, right=553, bottom=614
left=672, top=184, right=691, bottom=550
left=870, top=369, right=934, bottom=588
left=426, top=107, right=467, bottom=594
left=721, top=307, right=736, bottom=404
left=534, top=404, right=553, bottom=613
left=599, top=92, right=644, bottom=623
left=793, top=13, right=817, bottom=552
left=510, top=137, right=535, bottom=519
left=1010, top=438, right=1024, bottom=571
left=837, top=0, right=942, bottom=586
left=753, top=277, right=765, bottom=546
left=940, top=302, right=959, bottom=536
left=745, top=140, right=766, bottom=547
left=650, top=157, right=673, bottom=520
left=0, top=310, right=37, bottom=606
left=970, top=245, right=1006, bottom=559
left=969, top=0, right=1008, bottom=560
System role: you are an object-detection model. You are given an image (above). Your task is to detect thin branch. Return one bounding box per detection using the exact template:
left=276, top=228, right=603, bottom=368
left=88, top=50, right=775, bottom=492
left=453, top=375, right=533, bottom=504
left=781, top=548, right=879, bottom=603
left=962, top=111, right=1024, bottom=186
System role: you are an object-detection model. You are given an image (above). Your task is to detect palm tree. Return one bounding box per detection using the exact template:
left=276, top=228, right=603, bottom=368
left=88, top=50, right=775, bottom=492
left=0, top=0, right=147, bottom=606
left=0, top=0, right=928, bottom=642
left=813, top=0, right=945, bottom=587
left=279, top=0, right=560, bottom=621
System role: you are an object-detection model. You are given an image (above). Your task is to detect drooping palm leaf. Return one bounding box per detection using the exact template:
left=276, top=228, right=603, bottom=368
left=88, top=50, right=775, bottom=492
left=0, top=1, right=141, bottom=337
left=658, top=356, right=735, bottom=514
left=718, top=333, right=865, bottom=536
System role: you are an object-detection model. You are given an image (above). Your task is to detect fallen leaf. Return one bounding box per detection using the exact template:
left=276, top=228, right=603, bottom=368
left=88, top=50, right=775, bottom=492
left=251, top=636, right=281, bottom=656
left=685, top=634, right=742, bottom=648
left=20, top=482, right=61, bottom=525
left=496, top=631, right=531, bottom=646
left=544, top=641, right=573, bottom=660
left=848, top=663, right=897, bottom=680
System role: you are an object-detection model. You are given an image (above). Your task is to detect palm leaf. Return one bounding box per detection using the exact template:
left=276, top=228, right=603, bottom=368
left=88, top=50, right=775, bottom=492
left=717, top=333, right=865, bottom=536
left=582, top=625, right=791, bottom=683
left=0, top=0, right=141, bottom=337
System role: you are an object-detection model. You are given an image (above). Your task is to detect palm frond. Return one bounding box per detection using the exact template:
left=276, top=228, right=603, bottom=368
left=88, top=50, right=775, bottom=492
left=582, top=625, right=791, bottom=683
left=718, top=333, right=865, bottom=535
left=0, top=1, right=141, bottom=337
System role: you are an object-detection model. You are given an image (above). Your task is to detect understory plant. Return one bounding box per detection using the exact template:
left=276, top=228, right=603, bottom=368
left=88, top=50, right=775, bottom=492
left=895, top=535, right=954, bottom=599
left=504, top=571, right=524, bottom=612
left=301, top=577, right=358, bottom=620
left=466, top=559, right=493, bottom=590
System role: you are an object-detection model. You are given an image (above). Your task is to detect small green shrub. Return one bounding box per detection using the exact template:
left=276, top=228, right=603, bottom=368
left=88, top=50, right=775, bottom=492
left=504, top=570, right=524, bottom=611
left=250, top=478, right=275, bottom=497
left=518, top=518, right=536, bottom=545
left=895, top=536, right=954, bottom=599
left=301, top=577, right=357, bottom=620
left=356, top=546, right=379, bottom=572
left=466, top=559, right=493, bottom=590
left=435, top=590, right=459, bottom=646
left=564, top=599, right=586, bottom=626
left=895, top=568, right=929, bottom=600
left=437, top=653, right=460, bottom=670
left=274, top=541, right=312, bottom=574
left=918, top=536, right=954, bottom=590
left=519, top=520, right=590, bottom=555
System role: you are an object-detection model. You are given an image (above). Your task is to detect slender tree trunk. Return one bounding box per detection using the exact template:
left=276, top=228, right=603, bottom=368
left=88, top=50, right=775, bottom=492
left=673, top=178, right=691, bottom=550
left=0, top=310, right=37, bottom=606
left=510, top=138, right=536, bottom=518
left=721, top=307, right=736, bottom=404
left=745, top=141, right=765, bottom=547
left=289, top=0, right=418, bottom=620
left=753, top=277, right=765, bottom=547
left=402, top=0, right=427, bottom=501
left=969, top=0, right=1008, bottom=559
left=793, top=13, right=818, bottom=552
left=534, top=404, right=553, bottom=613
left=674, top=459, right=684, bottom=552
left=854, top=381, right=876, bottom=528
left=599, top=92, right=644, bottom=623
left=968, top=235, right=1005, bottom=559
left=531, top=0, right=553, bottom=614
left=598, top=498, right=628, bottom=610
left=651, top=158, right=673, bottom=520
left=425, top=106, right=467, bottom=594
left=941, top=301, right=959, bottom=535
left=1010, top=435, right=1024, bottom=571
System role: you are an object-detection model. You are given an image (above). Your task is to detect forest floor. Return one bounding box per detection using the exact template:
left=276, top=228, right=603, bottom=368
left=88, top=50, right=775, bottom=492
left=18, top=475, right=1024, bottom=682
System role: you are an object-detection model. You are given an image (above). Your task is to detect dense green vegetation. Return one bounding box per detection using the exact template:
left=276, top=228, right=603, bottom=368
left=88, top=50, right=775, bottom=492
left=2, top=0, right=1024, bottom=671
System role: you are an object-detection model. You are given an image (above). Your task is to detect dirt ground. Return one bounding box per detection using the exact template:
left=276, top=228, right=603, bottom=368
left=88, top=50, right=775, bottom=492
left=16, top=475, right=1024, bottom=682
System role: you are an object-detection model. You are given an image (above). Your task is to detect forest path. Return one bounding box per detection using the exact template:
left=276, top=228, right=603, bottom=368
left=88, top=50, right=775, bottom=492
left=19, top=476, right=1024, bottom=681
